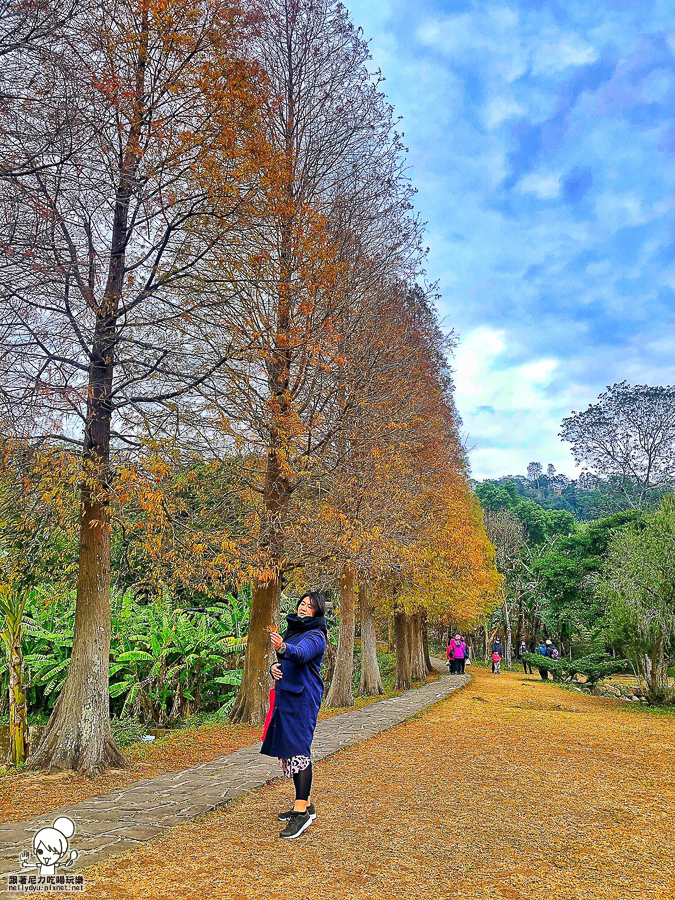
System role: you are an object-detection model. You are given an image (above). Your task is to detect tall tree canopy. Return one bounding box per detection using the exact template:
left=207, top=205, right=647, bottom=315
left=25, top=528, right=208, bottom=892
left=0, top=0, right=266, bottom=772
left=560, top=382, right=675, bottom=509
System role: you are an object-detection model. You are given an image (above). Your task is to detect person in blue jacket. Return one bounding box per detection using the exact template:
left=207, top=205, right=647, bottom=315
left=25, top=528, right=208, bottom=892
left=536, top=639, right=549, bottom=680
left=261, top=591, right=327, bottom=839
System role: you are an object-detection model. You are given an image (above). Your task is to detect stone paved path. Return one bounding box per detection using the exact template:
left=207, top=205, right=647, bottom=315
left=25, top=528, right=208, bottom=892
left=0, top=666, right=468, bottom=896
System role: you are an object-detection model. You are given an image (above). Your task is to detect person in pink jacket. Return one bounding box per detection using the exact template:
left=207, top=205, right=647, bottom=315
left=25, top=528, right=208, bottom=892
left=446, top=638, right=456, bottom=671
left=447, top=634, right=467, bottom=675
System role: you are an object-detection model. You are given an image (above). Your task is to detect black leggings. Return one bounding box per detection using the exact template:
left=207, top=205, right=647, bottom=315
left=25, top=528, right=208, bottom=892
left=293, top=762, right=313, bottom=802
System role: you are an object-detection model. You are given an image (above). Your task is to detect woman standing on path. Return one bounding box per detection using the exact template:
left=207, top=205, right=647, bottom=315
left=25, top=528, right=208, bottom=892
left=260, top=592, right=327, bottom=839
left=450, top=634, right=467, bottom=675
left=446, top=636, right=456, bottom=672
left=459, top=635, right=469, bottom=674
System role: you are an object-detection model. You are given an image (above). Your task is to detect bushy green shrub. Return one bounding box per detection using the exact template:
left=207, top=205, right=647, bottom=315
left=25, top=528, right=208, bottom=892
left=522, top=652, right=628, bottom=687
left=568, top=653, right=630, bottom=686
left=0, top=589, right=249, bottom=724
left=110, top=717, right=148, bottom=748
left=109, top=594, right=246, bottom=724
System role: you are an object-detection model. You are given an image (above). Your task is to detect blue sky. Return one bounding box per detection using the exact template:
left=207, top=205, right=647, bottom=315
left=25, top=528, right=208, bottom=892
left=346, top=0, right=675, bottom=480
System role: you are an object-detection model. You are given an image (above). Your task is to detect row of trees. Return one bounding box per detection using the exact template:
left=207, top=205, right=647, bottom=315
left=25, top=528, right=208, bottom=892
left=0, top=0, right=500, bottom=771
left=478, top=466, right=640, bottom=520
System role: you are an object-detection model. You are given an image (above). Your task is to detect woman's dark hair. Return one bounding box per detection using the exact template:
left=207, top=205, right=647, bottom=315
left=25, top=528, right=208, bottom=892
left=298, top=591, right=326, bottom=617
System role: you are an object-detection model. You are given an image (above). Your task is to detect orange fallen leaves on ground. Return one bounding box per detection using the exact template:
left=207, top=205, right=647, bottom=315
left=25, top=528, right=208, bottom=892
left=0, top=725, right=258, bottom=825
left=44, top=667, right=675, bottom=899
left=0, top=681, right=436, bottom=825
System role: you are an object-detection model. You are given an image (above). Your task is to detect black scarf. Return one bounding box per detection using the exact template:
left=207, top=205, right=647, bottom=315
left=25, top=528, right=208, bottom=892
left=283, top=612, right=328, bottom=639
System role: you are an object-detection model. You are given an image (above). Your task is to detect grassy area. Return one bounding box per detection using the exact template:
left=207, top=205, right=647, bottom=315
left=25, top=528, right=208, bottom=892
left=528, top=667, right=675, bottom=716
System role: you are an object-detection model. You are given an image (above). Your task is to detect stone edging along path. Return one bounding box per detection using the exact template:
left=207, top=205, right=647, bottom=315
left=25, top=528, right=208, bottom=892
left=0, top=665, right=469, bottom=894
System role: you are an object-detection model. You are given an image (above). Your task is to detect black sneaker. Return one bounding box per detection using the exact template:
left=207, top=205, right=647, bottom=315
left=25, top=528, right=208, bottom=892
left=278, top=803, right=316, bottom=822
left=279, top=810, right=312, bottom=839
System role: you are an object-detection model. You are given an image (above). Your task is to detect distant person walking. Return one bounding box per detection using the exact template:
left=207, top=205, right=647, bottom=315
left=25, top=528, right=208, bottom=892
left=545, top=639, right=559, bottom=660
left=536, top=640, right=549, bottom=680
left=446, top=638, right=454, bottom=672
left=261, top=592, right=327, bottom=839
left=492, top=650, right=501, bottom=674
left=519, top=639, right=533, bottom=674
left=448, top=634, right=467, bottom=675
left=491, top=638, right=503, bottom=673
left=460, top=636, right=469, bottom=674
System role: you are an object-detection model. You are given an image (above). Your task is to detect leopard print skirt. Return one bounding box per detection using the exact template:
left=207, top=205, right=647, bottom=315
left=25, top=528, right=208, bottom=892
left=279, top=754, right=311, bottom=778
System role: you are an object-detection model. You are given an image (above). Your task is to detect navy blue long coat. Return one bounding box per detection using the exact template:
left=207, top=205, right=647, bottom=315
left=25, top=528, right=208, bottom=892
left=260, top=622, right=326, bottom=759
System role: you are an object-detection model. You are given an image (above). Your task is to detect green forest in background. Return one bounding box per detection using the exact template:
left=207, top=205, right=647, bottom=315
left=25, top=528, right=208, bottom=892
left=474, top=382, right=675, bottom=706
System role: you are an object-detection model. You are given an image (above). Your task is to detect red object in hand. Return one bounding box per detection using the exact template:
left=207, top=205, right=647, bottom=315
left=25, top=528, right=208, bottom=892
left=261, top=687, right=276, bottom=741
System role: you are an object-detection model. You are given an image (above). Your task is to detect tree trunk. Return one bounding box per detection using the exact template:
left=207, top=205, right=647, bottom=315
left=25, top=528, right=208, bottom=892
left=387, top=614, right=395, bottom=653
left=325, top=565, right=356, bottom=708
left=231, top=114, right=296, bottom=720
left=230, top=175, right=294, bottom=723
left=394, top=609, right=411, bottom=691
left=503, top=597, right=513, bottom=670
left=27, top=492, right=125, bottom=773
left=229, top=445, right=290, bottom=726
left=27, top=296, right=128, bottom=774
left=646, top=628, right=668, bottom=703
left=358, top=580, right=384, bottom=696
left=515, top=601, right=524, bottom=657
left=422, top=611, right=433, bottom=675
left=27, top=311, right=126, bottom=775
left=323, top=630, right=336, bottom=689
left=409, top=612, right=427, bottom=682
left=7, top=626, right=27, bottom=767
left=230, top=574, right=280, bottom=724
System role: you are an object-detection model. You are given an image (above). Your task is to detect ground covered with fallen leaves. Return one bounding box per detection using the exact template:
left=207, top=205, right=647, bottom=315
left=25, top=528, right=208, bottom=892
left=59, top=666, right=674, bottom=900
left=0, top=682, right=431, bottom=825
left=0, top=724, right=260, bottom=825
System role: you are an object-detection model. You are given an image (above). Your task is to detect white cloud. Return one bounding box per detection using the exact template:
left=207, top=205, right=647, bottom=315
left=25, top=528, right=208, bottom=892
left=416, top=8, right=527, bottom=82
left=484, top=95, right=525, bottom=130
left=455, top=327, right=558, bottom=408
left=595, top=192, right=652, bottom=228
left=453, top=327, right=581, bottom=479
left=531, top=36, right=597, bottom=75
left=519, top=172, right=561, bottom=198
left=417, top=11, right=597, bottom=86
